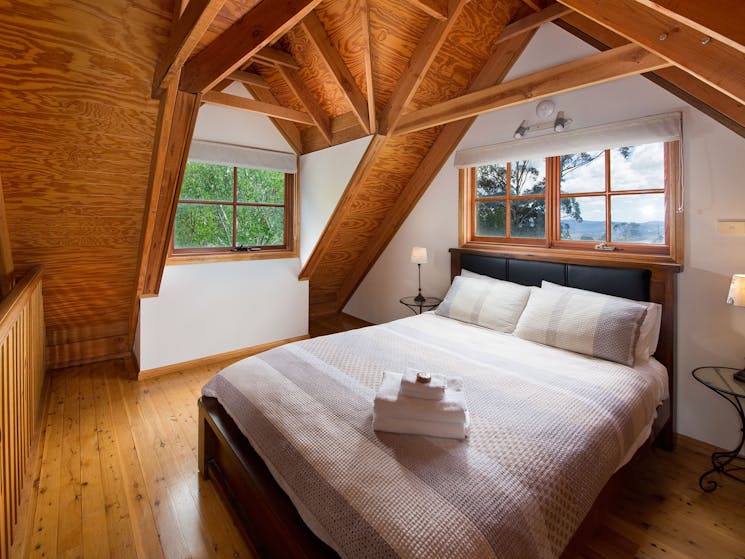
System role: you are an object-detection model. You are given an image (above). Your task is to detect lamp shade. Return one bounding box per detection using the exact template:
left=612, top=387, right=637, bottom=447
left=410, top=246, right=428, bottom=264
left=727, top=274, right=745, bottom=307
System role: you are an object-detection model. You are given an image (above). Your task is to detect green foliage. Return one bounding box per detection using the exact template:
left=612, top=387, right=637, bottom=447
left=174, top=162, right=286, bottom=249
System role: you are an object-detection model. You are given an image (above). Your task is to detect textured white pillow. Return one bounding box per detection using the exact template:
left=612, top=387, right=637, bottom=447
left=514, top=287, right=648, bottom=366
left=460, top=268, right=493, bottom=280
left=436, top=276, right=531, bottom=333
left=541, top=281, right=662, bottom=362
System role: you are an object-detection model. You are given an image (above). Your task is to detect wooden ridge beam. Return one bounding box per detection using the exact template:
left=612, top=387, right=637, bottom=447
left=556, top=12, right=745, bottom=138
left=557, top=0, right=745, bottom=105
left=276, top=65, right=333, bottom=145
left=402, top=0, right=448, bottom=20
left=202, top=90, right=315, bottom=125
left=494, top=3, right=573, bottom=45
left=228, top=70, right=270, bottom=89
left=394, top=44, right=670, bottom=136
left=334, top=32, right=537, bottom=310
left=252, top=46, right=301, bottom=69
left=630, top=0, right=745, bottom=55
left=179, top=0, right=321, bottom=93
left=379, top=0, right=470, bottom=134
left=359, top=0, right=376, bottom=133
left=300, top=11, right=370, bottom=133
left=239, top=83, right=302, bottom=154
left=152, top=0, right=227, bottom=95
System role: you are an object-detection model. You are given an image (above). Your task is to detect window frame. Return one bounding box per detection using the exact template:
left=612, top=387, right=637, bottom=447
left=168, top=163, right=298, bottom=264
left=459, top=141, right=683, bottom=265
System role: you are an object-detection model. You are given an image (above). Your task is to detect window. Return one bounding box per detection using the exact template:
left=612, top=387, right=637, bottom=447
left=461, top=140, right=681, bottom=261
left=172, top=161, right=296, bottom=257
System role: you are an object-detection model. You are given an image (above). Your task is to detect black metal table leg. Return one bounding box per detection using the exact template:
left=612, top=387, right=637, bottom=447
left=698, top=390, right=745, bottom=492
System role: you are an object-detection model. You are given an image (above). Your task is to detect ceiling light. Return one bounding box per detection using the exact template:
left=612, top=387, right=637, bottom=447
left=554, top=111, right=568, bottom=132
left=514, top=120, right=528, bottom=139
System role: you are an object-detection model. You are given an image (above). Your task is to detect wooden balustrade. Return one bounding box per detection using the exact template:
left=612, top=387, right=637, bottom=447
left=0, top=266, right=45, bottom=558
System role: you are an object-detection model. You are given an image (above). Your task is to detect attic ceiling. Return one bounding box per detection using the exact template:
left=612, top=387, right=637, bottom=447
left=1, top=0, right=744, bottom=368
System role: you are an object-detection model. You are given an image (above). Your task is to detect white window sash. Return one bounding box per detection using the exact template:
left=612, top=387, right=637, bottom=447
left=454, top=112, right=681, bottom=168
left=188, top=139, right=297, bottom=173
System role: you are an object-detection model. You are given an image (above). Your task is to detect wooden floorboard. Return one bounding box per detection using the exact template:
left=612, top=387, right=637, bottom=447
left=22, top=322, right=745, bottom=557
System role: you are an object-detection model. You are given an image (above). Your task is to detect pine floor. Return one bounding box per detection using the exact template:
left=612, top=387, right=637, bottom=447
left=20, top=319, right=745, bottom=558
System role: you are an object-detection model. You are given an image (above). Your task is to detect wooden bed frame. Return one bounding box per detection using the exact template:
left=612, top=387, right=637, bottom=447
left=198, top=248, right=681, bottom=558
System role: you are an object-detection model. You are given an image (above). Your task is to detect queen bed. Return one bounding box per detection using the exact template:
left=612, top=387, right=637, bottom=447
left=198, top=248, right=679, bottom=558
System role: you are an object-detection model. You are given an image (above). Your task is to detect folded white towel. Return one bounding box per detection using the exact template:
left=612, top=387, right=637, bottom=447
left=373, top=412, right=470, bottom=440
left=373, top=371, right=467, bottom=425
left=400, top=368, right=446, bottom=400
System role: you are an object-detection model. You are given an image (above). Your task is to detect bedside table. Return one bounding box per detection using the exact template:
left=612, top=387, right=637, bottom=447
left=691, top=366, right=745, bottom=492
left=400, top=296, right=442, bottom=315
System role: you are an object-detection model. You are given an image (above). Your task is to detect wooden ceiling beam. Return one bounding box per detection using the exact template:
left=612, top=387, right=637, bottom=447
left=394, top=44, right=670, bottom=135
left=359, top=0, right=376, bottom=133
left=334, top=32, right=537, bottom=311
left=517, top=0, right=544, bottom=12
left=301, top=111, right=368, bottom=153
left=494, top=3, right=573, bottom=45
left=179, top=0, right=321, bottom=93
left=556, top=13, right=745, bottom=137
left=276, top=65, right=333, bottom=145
left=252, top=46, right=301, bottom=69
left=152, top=0, right=227, bottom=95
left=379, top=0, right=471, bottom=134
left=229, top=70, right=271, bottom=89
left=629, top=0, right=745, bottom=55
left=300, top=11, right=370, bottom=133
left=402, top=0, right=448, bottom=20
left=239, top=83, right=302, bottom=154
left=557, top=0, right=745, bottom=105
left=202, top=90, right=315, bottom=125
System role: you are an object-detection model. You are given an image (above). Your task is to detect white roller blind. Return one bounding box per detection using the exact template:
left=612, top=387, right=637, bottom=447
left=454, top=112, right=681, bottom=168
left=188, top=139, right=297, bottom=173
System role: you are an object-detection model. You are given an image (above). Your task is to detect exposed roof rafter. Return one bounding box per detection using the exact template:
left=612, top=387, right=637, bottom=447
left=402, top=0, right=448, bottom=20
left=152, top=0, right=227, bottom=95
left=300, top=11, right=371, bottom=133
left=494, top=3, right=573, bottom=45
left=202, top=90, right=316, bottom=125
left=229, top=70, right=271, bottom=89
left=359, top=0, right=376, bottom=133
left=179, top=0, right=321, bottom=93
left=394, top=44, right=670, bottom=135
left=239, top=83, right=303, bottom=154
left=558, top=0, right=745, bottom=105
left=276, top=64, right=333, bottom=145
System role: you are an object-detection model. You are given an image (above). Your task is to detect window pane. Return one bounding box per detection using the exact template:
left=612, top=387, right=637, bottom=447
left=611, top=194, right=665, bottom=244
left=476, top=164, right=507, bottom=196
left=180, top=162, right=233, bottom=201
left=475, top=201, right=506, bottom=237
left=610, top=142, right=665, bottom=191
left=174, top=204, right=233, bottom=248
left=510, top=199, right=545, bottom=238
left=237, top=168, right=285, bottom=203
left=237, top=206, right=285, bottom=246
left=511, top=159, right=546, bottom=196
left=559, top=196, right=606, bottom=241
left=559, top=151, right=605, bottom=194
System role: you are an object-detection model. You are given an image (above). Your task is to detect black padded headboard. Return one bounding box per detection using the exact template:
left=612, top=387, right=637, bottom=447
left=460, top=253, right=650, bottom=302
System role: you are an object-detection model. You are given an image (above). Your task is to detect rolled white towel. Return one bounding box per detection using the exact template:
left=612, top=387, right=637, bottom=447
left=373, top=371, right=467, bottom=425
left=373, top=411, right=470, bottom=440
left=400, top=368, right=446, bottom=400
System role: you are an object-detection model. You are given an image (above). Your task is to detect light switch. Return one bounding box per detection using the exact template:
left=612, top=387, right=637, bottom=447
left=718, top=220, right=745, bottom=235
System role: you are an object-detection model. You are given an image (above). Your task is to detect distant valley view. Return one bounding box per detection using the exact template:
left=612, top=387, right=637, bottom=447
left=562, top=220, right=665, bottom=244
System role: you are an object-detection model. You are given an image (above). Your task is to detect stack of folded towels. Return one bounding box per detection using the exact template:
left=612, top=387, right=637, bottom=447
left=372, top=368, right=470, bottom=440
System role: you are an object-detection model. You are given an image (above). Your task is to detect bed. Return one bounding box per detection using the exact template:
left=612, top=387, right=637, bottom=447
left=198, top=248, right=679, bottom=558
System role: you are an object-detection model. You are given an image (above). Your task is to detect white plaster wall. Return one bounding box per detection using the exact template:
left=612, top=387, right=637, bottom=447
left=139, top=260, right=308, bottom=370
left=136, top=82, right=309, bottom=370
left=299, top=136, right=373, bottom=265
left=345, top=24, right=745, bottom=451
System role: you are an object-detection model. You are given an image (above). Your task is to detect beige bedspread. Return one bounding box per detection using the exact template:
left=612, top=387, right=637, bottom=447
left=203, top=313, right=666, bottom=558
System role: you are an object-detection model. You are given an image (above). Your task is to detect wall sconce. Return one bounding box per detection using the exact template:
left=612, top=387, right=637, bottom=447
left=513, top=101, right=572, bottom=139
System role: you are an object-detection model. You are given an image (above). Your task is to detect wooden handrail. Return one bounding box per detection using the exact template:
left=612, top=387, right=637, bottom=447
left=0, top=266, right=42, bottom=342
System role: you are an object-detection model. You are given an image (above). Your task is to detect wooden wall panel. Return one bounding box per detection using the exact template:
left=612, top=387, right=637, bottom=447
left=0, top=0, right=172, bottom=367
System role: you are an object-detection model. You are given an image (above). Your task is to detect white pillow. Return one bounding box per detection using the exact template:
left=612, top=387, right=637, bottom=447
left=541, top=281, right=662, bottom=362
left=514, top=287, right=648, bottom=366
left=460, top=268, right=493, bottom=280
left=436, top=276, right=531, bottom=333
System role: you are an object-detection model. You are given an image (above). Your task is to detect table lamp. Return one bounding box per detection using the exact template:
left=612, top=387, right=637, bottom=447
left=411, top=247, right=428, bottom=303
left=727, top=274, right=745, bottom=382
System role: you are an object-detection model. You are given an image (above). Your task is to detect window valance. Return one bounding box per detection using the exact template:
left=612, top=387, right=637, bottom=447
left=188, top=139, right=297, bottom=173
left=454, top=112, right=682, bottom=169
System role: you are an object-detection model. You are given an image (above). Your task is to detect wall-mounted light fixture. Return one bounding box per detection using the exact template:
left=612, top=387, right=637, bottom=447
left=513, top=101, right=572, bottom=139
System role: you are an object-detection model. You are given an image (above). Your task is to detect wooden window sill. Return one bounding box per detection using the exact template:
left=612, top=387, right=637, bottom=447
left=166, top=249, right=299, bottom=266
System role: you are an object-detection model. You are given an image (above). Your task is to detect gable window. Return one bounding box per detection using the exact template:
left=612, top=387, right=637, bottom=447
left=458, top=113, right=682, bottom=262
left=169, top=141, right=297, bottom=261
